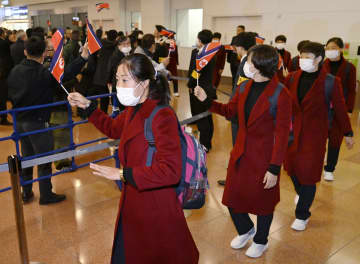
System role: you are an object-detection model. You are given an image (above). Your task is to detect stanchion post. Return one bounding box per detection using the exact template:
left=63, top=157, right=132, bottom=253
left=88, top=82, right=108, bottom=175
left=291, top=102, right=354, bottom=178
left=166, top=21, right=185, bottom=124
left=8, top=155, right=29, bottom=264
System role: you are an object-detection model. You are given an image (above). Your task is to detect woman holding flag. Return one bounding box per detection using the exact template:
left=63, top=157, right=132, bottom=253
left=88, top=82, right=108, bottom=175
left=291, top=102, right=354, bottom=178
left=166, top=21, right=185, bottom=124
left=187, top=29, right=218, bottom=152
left=68, top=53, right=199, bottom=263
left=194, top=45, right=292, bottom=258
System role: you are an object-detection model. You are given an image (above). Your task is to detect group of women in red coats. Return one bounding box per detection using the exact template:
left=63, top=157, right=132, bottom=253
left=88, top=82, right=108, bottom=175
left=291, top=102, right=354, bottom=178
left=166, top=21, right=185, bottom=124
left=67, top=28, right=356, bottom=262
left=194, top=36, right=356, bottom=258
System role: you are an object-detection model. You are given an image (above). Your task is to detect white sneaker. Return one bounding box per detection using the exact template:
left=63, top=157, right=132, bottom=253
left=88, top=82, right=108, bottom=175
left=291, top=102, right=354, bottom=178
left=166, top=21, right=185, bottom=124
left=291, top=218, right=309, bottom=231
left=230, top=227, right=255, bottom=249
left=324, top=171, right=334, bottom=181
left=294, top=195, right=299, bottom=205
left=173, top=93, right=179, bottom=97
left=245, top=242, right=268, bottom=258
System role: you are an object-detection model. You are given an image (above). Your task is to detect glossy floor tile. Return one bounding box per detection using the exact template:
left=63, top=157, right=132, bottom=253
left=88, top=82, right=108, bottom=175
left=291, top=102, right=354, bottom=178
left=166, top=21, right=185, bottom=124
left=0, top=81, right=360, bottom=264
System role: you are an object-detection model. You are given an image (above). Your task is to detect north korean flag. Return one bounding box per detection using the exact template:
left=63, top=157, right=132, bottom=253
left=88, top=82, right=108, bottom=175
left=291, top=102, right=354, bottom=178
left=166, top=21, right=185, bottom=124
left=49, top=30, right=65, bottom=84
left=196, top=42, right=221, bottom=72
left=86, top=19, right=103, bottom=54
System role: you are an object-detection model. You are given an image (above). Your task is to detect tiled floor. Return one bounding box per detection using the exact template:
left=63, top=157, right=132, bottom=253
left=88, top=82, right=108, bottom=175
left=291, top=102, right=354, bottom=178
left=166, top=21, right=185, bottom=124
left=0, top=81, right=360, bottom=264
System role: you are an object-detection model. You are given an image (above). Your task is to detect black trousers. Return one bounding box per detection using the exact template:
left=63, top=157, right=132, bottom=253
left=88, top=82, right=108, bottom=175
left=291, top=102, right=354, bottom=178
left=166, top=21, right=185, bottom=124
left=172, top=80, right=178, bottom=93
left=17, top=120, right=54, bottom=199
left=196, top=115, right=214, bottom=151
left=324, top=144, right=340, bottom=173
left=230, top=63, right=239, bottom=87
left=290, top=175, right=316, bottom=220
left=89, top=84, right=110, bottom=113
left=112, top=215, right=125, bottom=264
left=229, top=208, right=273, bottom=245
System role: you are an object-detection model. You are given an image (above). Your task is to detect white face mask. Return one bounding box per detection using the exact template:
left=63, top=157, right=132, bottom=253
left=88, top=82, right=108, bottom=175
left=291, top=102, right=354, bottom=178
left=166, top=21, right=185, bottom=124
left=120, top=46, right=131, bottom=54
left=299, top=58, right=316, bottom=72
left=275, top=43, right=286, bottom=50
left=116, top=83, right=142, bottom=106
left=243, top=61, right=256, bottom=79
left=325, top=50, right=340, bottom=59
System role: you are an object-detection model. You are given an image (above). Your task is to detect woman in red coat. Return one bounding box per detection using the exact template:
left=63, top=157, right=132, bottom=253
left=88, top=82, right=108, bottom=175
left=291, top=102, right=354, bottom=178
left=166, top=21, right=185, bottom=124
left=284, top=42, right=354, bottom=232
left=322, top=37, right=357, bottom=181
left=194, top=45, right=292, bottom=258
left=68, top=54, right=199, bottom=264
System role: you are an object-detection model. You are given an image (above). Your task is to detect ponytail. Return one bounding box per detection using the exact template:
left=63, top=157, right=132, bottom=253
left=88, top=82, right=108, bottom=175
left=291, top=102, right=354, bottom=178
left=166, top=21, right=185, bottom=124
left=149, top=73, right=170, bottom=105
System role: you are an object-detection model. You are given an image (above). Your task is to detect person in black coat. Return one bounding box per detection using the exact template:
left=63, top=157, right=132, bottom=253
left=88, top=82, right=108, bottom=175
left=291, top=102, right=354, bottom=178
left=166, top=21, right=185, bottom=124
left=106, top=35, right=131, bottom=112
left=0, top=27, right=14, bottom=125
left=88, top=30, right=117, bottom=113
left=7, top=36, right=88, bottom=204
left=10, top=30, right=27, bottom=66
left=187, top=30, right=216, bottom=151
left=227, top=25, right=245, bottom=86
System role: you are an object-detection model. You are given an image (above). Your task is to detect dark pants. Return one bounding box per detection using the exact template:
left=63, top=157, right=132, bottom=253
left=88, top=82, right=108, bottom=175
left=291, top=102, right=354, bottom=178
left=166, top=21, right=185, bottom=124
left=230, top=63, right=239, bottom=87
left=290, top=175, right=316, bottom=220
left=172, top=80, right=178, bottom=93
left=112, top=216, right=125, bottom=264
left=90, top=84, right=110, bottom=113
left=17, top=120, right=54, bottom=199
left=324, top=144, right=340, bottom=173
left=229, top=208, right=273, bottom=245
left=197, top=115, right=214, bottom=151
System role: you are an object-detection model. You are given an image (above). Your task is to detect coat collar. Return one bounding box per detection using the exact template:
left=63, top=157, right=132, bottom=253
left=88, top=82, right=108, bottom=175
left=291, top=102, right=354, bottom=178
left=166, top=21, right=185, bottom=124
left=322, top=56, right=347, bottom=77
left=246, top=75, right=281, bottom=127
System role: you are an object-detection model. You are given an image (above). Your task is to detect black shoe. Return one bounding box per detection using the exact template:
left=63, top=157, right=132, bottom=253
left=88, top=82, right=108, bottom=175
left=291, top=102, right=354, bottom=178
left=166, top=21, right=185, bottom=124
left=0, top=119, right=13, bottom=126
left=217, top=180, right=226, bottom=186
left=22, top=191, right=34, bottom=203
left=39, top=193, right=66, bottom=205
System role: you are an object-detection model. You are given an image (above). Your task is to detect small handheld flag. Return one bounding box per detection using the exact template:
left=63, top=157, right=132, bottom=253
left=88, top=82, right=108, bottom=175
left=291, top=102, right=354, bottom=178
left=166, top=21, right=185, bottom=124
left=256, top=36, right=265, bottom=44
left=195, top=42, right=221, bottom=85
left=86, top=20, right=103, bottom=54
left=96, top=2, right=110, bottom=12
left=160, top=28, right=176, bottom=38
left=278, top=53, right=283, bottom=70
left=224, top=45, right=236, bottom=51
left=49, top=29, right=69, bottom=95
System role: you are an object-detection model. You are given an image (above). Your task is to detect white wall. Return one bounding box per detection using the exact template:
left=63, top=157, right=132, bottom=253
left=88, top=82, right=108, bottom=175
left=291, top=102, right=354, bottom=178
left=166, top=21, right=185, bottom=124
left=202, top=0, right=360, bottom=75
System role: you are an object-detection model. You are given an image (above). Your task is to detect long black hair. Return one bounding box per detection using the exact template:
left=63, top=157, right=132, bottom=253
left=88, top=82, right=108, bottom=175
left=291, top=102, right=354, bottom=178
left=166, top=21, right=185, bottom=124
left=119, top=53, right=170, bottom=105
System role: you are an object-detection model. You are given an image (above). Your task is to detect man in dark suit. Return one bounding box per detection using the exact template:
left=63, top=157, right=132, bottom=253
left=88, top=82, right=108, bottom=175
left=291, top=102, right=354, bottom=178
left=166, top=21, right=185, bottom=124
left=7, top=36, right=89, bottom=204
left=218, top=32, right=256, bottom=186
left=0, top=27, right=14, bottom=125
left=187, top=30, right=216, bottom=152
left=227, top=25, right=245, bottom=86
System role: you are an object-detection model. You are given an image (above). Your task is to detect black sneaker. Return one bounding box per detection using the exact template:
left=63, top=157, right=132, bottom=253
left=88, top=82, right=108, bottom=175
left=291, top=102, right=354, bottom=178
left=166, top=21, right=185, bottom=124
left=217, top=180, right=226, bottom=186
left=39, top=193, right=66, bottom=205
left=22, top=191, right=34, bottom=203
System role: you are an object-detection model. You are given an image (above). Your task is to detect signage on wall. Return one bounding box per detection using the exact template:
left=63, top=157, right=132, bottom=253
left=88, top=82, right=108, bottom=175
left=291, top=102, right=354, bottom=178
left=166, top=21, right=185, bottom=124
left=4, top=5, right=28, bottom=20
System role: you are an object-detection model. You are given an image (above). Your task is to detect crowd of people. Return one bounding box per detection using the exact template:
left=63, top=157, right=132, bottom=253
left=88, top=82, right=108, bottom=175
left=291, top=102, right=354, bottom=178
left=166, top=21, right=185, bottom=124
left=0, top=21, right=357, bottom=263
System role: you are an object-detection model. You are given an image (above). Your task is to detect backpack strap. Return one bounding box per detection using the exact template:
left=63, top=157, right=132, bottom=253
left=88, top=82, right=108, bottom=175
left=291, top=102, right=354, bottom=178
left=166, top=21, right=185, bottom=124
left=324, top=74, right=336, bottom=109
left=231, top=79, right=249, bottom=99
left=268, top=82, right=285, bottom=120
left=144, top=105, right=169, bottom=167
left=343, top=62, right=351, bottom=99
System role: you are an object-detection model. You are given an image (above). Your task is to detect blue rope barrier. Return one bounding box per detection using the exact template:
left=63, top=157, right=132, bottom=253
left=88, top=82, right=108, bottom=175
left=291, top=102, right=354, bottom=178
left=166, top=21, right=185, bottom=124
left=0, top=93, right=120, bottom=194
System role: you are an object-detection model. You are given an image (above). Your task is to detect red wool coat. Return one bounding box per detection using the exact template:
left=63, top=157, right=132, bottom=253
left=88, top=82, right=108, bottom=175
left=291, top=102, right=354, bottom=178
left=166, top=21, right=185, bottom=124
left=89, top=99, right=199, bottom=264
left=322, top=57, right=357, bottom=148
left=212, top=45, right=226, bottom=88
left=277, top=49, right=292, bottom=82
left=209, top=76, right=292, bottom=215
left=284, top=69, right=353, bottom=185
